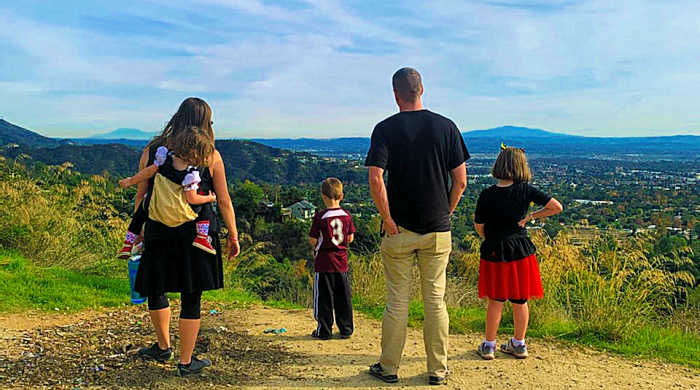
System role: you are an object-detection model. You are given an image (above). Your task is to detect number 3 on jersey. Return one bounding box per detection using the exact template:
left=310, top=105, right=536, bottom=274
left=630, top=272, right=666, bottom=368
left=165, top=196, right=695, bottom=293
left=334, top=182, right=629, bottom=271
left=330, top=218, right=344, bottom=246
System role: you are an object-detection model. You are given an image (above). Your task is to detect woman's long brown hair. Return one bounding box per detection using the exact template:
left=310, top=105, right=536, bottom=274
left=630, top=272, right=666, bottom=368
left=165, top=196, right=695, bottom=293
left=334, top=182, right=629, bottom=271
left=148, top=97, right=214, bottom=149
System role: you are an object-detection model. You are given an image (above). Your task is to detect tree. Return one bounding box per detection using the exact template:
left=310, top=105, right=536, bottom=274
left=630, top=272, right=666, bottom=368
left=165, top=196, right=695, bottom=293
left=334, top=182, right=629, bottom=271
left=232, top=180, right=264, bottom=224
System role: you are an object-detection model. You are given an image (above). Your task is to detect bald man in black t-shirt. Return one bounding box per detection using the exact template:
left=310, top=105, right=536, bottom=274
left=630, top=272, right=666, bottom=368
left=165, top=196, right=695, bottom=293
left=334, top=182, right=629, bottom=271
left=365, top=68, right=469, bottom=386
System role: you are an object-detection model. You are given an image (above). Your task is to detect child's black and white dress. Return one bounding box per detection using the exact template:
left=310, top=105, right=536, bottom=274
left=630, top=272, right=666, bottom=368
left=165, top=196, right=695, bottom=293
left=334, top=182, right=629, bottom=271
left=474, top=182, right=550, bottom=301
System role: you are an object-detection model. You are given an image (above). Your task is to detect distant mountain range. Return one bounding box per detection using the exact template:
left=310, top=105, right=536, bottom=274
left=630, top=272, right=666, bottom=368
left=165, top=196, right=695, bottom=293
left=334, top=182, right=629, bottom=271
left=1, top=119, right=697, bottom=182
left=464, top=125, right=577, bottom=138
left=0, top=120, right=364, bottom=183
left=253, top=125, right=700, bottom=160
left=249, top=126, right=577, bottom=153
left=90, top=128, right=157, bottom=140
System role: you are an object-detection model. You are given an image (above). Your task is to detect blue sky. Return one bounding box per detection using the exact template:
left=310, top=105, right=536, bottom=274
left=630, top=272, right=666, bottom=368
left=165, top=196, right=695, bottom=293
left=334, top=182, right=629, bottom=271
left=1, top=0, right=699, bottom=138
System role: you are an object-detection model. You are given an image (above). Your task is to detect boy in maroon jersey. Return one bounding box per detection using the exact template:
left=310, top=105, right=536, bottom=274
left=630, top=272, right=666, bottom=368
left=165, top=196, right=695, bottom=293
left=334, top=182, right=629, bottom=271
left=308, top=177, right=356, bottom=340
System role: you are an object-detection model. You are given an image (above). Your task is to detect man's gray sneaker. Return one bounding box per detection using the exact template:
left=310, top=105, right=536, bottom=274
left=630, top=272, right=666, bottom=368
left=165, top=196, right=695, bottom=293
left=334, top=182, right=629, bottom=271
left=177, top=356, right=212, bottom=376
left=138, top=342, right=173, bottom=363
left=429, top=371, right=449, bottom=385
left=368, top=363, right=398, bottom=383
left=500, top=339, right=528, bottom=359
left=477, top=342, right=496, bottom=360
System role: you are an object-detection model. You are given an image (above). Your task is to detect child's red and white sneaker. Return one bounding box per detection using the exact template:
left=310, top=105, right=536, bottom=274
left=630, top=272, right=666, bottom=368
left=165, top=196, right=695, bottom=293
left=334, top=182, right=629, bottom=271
left=192, top=235, right=216, bottom=255
left=117, top=242, right=133, bottom=259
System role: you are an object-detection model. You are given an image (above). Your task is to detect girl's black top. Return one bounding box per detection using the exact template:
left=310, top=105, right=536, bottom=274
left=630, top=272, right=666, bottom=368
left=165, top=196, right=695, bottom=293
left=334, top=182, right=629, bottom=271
left=474, top=182, right=551, bottom=262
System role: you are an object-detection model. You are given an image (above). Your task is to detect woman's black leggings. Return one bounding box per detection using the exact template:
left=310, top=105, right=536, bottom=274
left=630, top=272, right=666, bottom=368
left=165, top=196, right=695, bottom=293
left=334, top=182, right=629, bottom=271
left=147, top=291, right=202, bottom=319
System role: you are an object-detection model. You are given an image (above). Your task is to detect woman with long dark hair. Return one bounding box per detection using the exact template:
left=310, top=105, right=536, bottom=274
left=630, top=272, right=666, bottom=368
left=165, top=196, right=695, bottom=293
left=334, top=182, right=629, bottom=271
left=132, top=97, right=240, bottom=376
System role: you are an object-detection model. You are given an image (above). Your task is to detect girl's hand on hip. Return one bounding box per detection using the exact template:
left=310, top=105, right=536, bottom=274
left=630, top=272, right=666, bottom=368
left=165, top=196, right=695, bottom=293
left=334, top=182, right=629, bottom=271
left=518, top=215, right=531, bottom=227
left=227, top=235, right=240, bottom=260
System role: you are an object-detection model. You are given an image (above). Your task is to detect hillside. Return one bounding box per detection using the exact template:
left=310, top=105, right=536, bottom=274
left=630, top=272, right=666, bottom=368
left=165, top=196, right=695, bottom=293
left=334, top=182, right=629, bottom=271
left=0, top=119, right=59, bottom=148
left=2, top=118, right=697, bottom=182
left=249, top=137, right=370, bottom=157
left=0, top=120, right=363, bottom=183
left=0, top=139, right=697, bottom=389
left=216, top=140, right=365, bottom=183
left=1, top=142, right=141, bottom=176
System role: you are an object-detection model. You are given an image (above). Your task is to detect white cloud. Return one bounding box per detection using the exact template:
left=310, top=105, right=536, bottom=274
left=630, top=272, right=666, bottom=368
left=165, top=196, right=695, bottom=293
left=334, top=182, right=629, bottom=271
left=1, top=1, right=699, bottom=137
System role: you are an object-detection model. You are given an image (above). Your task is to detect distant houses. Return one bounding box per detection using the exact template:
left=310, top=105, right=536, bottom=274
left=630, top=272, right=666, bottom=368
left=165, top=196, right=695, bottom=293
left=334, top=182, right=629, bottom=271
left=573, top=199, right=614, bottom=205
left=254, top=199, right=317, bottom=222
left=283, top=200, right=316, bottom=220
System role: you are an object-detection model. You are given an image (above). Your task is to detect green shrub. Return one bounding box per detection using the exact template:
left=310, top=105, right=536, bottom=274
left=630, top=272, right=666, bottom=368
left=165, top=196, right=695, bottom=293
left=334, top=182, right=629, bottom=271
left=0, top=162, right=127, bottom=268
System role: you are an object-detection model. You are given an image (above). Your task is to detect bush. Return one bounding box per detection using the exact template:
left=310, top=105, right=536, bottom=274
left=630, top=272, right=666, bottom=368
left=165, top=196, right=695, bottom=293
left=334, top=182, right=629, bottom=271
left=0, top=162, right=127, bottom=268
left=228, top=243, right=311, bottom=304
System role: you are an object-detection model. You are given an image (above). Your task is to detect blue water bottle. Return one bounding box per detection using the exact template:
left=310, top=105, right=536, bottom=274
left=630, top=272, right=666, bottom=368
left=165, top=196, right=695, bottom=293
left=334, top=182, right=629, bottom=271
left=128, top=254, right=146, bottom=304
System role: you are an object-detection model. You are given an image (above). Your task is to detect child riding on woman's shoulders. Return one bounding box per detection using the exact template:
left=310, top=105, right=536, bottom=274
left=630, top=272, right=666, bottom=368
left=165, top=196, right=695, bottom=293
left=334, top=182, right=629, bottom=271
left=117, top=126, right=218, bottom=257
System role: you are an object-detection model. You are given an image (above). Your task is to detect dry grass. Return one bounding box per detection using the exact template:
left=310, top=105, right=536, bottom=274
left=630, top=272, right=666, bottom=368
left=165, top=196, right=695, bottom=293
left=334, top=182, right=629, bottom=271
left=0, top=162, right=127, bottom=269
left=350, top=229, right=696, bottom=342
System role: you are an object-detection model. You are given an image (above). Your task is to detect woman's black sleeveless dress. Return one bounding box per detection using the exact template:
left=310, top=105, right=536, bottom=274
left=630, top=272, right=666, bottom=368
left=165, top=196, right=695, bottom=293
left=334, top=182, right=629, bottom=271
left=134, top=145, right=223, bottom=296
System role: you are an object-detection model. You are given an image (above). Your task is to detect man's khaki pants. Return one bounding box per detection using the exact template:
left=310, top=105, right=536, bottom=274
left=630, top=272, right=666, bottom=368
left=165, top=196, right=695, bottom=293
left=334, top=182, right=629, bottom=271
left=379, top=226, right=451, bottom=377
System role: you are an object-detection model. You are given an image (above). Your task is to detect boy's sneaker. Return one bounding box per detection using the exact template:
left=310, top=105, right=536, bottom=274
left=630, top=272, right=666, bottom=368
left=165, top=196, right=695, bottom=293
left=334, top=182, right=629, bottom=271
left=477, top=342, right=496, bottom=360
left=192, top=235, right=216, bottom=255
left=138, top=342, right=173, bottom=363
left=339, top=333, right=352, bottom=339
left=311, top=330, right=331, bottom=340
left=176, top=356, right=212, bottom=376
left=368, top=362, right=398, bottom=383
left=500, top=339, right=528, bottom=359
left=117, top=242, right=133, bottom=259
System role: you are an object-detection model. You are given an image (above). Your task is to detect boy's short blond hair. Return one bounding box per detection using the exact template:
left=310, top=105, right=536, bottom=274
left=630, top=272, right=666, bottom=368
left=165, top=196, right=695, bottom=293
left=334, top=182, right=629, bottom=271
left=491, top=147, right=532, bottom=182
left=321, top=177, right=343, bottom=200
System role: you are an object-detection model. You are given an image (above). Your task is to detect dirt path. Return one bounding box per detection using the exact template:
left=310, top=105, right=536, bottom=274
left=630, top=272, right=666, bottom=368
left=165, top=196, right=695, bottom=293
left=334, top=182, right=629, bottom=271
left=0, top=303, right=698, bottom=389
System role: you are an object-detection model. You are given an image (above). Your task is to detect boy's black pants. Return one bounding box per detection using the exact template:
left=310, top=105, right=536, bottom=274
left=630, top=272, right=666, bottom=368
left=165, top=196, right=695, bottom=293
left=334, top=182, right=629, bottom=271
left=313, top=272, right=353, bottom=338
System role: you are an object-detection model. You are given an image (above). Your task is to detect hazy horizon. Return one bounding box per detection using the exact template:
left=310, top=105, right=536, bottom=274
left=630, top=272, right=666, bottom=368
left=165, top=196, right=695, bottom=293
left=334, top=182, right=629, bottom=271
left=3, top=117, right=698, bottom=140
left=2, top=1, right=700, bottom=138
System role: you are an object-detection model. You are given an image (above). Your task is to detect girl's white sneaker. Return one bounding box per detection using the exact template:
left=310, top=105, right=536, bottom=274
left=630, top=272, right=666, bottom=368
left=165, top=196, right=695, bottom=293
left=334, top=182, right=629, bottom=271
left=477, top=342, right=496, bottom=360
left=500, top=339, right=528, bottom=359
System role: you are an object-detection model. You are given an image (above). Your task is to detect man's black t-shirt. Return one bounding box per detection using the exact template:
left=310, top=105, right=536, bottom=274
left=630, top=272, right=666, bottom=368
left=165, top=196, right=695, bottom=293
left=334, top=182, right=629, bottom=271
left=364, top=109, right=469, bottom=234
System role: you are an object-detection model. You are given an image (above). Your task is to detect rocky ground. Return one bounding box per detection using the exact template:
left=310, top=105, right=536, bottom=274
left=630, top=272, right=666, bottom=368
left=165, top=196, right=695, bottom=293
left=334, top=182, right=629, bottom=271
left=0, top=302, right=697, bottom=389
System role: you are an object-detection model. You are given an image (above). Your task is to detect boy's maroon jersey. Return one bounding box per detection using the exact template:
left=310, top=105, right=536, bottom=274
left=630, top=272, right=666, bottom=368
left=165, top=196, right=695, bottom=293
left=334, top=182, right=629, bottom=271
left=309, top=208, right=356, bottom=272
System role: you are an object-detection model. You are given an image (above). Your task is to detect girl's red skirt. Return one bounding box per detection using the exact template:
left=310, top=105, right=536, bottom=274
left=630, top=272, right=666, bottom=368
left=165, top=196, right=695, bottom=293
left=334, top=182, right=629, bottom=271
left=478, top=254, right=543, bottom=301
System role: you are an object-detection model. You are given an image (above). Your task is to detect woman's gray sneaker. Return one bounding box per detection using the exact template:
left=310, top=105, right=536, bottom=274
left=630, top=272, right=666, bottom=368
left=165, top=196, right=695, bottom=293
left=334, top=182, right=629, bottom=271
left=500, top=339, right=528, bottom=359
left=177, top=356, right=212, bottom=376
left=477, top=342, right=496, bottom=360
left=138, top=342, right=173, bottom=363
